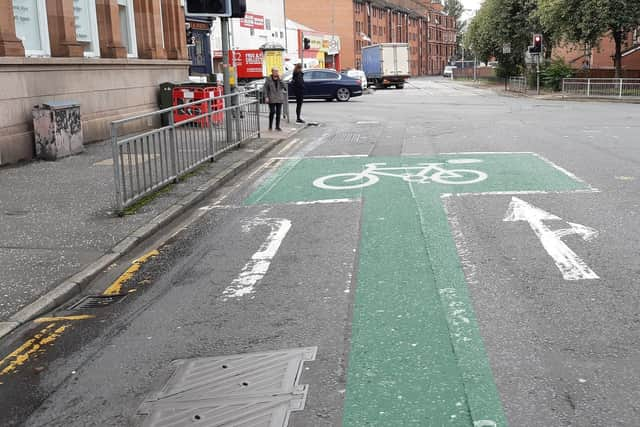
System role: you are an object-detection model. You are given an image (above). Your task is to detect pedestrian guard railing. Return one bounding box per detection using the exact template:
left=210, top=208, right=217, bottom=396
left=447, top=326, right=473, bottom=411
left=562, top=78, right=640, bottom=98
left=111, top=89, right=260, bottom=213
left=507, top=76, right=527, bottom=94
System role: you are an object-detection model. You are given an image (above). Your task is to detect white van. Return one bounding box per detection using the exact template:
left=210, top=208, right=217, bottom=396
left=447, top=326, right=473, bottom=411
left=443, top=66, right=457, bottom=78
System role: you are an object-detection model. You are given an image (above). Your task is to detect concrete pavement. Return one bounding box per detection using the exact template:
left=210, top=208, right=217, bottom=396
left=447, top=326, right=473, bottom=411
left=0, top=118, right=302, bottom=336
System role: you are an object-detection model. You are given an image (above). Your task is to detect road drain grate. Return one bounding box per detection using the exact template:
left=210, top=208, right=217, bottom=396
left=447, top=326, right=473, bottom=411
left=334, top=132, right=361, bottom=144
left=138, top=347, right=317, bottom=427
left=68, top=294, right=127, bottom=310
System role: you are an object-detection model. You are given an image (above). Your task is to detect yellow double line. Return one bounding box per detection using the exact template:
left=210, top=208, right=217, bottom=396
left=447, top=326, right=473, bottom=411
left=0, top=250, right=159, bottom=380
left=0, top=317, right=92, bottom=377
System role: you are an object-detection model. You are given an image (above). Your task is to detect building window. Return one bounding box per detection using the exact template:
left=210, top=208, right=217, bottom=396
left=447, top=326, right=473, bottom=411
left=73, top=0, right=101, bottom=56
left=118, top=0, right=137, bottom=57
left=12, top=0, right=50, bottom=56
left=265, top=18, right=271, bottom=30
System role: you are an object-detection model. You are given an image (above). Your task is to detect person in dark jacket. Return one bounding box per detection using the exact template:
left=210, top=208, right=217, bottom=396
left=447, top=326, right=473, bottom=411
left=292, top=64, right=305, bottom=123
left=263, top=68, right=285, bottom=131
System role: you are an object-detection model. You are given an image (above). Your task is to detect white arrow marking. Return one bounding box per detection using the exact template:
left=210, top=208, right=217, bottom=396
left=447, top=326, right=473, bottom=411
left=504, top=197, right=599, bottom=281
left=223, top=217, right=291, bottom=300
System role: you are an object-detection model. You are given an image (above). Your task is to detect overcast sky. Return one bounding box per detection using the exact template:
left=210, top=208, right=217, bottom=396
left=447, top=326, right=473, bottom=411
left=461, top=0, right=483, bottom=20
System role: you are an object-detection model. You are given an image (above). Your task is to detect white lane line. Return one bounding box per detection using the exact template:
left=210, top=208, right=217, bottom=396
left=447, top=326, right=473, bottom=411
left=531, top=153, right=594, bottom=187
left=441, top=188, right=600, bottom=198
left=292, top=198, right=356, bottom=205
left=504, top=197, right=599, bottom=281
left=222, top=217, right=292, bottom=300
left=270, top=154, right=369, bottom=160
left=277, top=138, right=300, bottom=154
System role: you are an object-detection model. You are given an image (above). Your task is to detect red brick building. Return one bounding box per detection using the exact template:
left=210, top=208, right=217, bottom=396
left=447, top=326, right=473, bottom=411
left=286, top=0, right=456, bottom=76
left=553, top=30, right=640, bottom=73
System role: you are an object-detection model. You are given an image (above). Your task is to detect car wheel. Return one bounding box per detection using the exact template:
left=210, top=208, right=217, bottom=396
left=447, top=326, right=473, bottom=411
left=396, top=84, right=404, bottom=89
left=336, top=88, right=351, bottom=102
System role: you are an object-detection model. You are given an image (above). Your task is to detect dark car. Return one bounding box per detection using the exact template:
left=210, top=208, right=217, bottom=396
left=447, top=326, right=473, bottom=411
left=285, top=69, right=363, bottom=102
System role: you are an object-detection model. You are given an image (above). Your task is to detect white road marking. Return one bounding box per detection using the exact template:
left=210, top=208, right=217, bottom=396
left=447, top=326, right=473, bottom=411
left=277, top=138, right=300, bottom=154
left=442, top=188, right=600, bottom=198
left=504, top=197, right=599, bottom=281
left=531, top=153, right=594, bottom=188
left=270, top=154, right=369, bottom=160
left=222, top=217, right=292, bottom=299
left=292, top=198, right=356, bottom=205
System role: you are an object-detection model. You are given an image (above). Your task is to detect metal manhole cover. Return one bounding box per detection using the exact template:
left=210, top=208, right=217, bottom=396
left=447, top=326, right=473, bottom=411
left=138, top=347, right=317, bottom=427
left=68, top=294, right=127, bottom=310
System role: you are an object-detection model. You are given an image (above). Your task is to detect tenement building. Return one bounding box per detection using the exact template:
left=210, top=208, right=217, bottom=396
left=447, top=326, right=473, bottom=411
left=285, top=0, right=456, bottom=76
left=0, top=0, right=190, bottom=165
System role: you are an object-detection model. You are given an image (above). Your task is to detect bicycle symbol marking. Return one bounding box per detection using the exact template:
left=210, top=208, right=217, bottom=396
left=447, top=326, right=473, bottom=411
left=313, top=160, right=488, bottom=190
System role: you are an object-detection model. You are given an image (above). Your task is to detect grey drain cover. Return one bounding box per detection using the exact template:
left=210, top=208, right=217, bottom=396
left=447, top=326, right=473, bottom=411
left=138, top=347, right=317, bottom=427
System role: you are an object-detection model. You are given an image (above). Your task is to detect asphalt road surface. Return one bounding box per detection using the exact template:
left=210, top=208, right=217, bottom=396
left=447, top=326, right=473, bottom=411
left=1, top=78, right=639, bottom=426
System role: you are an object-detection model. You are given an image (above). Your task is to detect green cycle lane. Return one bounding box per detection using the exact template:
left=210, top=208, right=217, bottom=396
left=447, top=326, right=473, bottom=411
left=245, top=153, right=591, bottom=426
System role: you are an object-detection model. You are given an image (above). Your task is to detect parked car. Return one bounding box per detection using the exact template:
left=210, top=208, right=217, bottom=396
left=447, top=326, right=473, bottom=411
left=443, top=66, right=457, bottom=78
left=344, top=69, right=368, bottom=90
left=284, top=69, right=363, bottom=102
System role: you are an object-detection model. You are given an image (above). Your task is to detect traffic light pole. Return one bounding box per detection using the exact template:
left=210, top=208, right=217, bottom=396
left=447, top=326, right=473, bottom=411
left=221, top=17, right=234, bottom=145
left=299, top=31, right=304, bottom=66
left=536, top=54, right=541, bottom=95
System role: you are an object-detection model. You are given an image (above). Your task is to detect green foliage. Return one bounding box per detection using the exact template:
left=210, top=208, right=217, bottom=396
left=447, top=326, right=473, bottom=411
left=464, top=0, right=539, bottom=69
left=538, top=0, right=640, bottom=76
left=443, top=0, right=464, bottom=22
left=542, top=58, right=573, bottom=91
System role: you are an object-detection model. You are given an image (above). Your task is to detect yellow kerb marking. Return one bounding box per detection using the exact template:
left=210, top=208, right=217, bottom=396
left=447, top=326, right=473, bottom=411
left=0, top=323, right=66, bottom=376
left=34, top=315, right=95, bottom=323
left=103, top=250, right=159, bottom=296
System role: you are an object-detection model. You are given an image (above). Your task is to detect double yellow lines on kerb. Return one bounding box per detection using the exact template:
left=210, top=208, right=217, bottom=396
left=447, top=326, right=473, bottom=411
left=0, top=317, right=92, bottom=378
left=103, top=250, right=159, bottom=296
left=0, top=250, right=159, bottom=380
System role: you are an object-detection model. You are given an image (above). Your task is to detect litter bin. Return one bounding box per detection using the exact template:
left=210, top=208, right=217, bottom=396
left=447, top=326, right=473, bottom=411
left=159, top=82, right=179, bottom=126
left=32, top=101, right=83, bottom=161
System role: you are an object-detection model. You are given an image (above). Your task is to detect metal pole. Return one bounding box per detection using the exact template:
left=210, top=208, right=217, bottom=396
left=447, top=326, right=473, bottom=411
left=168, top=107, right=179, bottom=183
left=536, top=54, right=540, bottom=95
left=473, top=54, right=477, bottom=82
left=207, top=98, right=215, bottom=159
left=111, top=122, right=124, bottom=215
left=300, top=31, right=304, bottom=66
left=221, top=17, right=234, bottom=144
left=619, top=78, right=623, bottom=98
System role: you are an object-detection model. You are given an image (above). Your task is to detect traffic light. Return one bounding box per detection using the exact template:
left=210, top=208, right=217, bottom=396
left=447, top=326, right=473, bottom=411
left=303, top=37, right=311, bottom=50
left=186, top=24, right=195, bottom=46
left=530, top=34, right=542, bottom=54
left=185, top=0, right=232, bottom=17
left=231, top=0, right=246, bottom=18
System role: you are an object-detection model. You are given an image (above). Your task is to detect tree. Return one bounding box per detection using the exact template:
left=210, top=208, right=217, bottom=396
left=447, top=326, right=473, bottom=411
left=444, top=0, right=465, bottom=59
left=464, top=0, right=539, bottom=76
left=538, top=0, right=640, bottom=77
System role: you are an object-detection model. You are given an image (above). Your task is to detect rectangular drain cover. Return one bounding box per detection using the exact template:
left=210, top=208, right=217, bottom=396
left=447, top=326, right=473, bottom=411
left=68, top=294, right=127, bottom=310
left=138, top=347, right=317, bottom=427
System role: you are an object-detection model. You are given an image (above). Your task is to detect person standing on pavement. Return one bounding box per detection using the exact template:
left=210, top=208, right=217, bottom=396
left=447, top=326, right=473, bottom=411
left=263, top=67, right=284, bottom=131
left=292, top=63, right=305, bottom=123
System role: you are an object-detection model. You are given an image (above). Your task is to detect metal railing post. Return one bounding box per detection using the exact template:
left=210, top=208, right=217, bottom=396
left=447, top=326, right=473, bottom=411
left=255, top=97, right=261, bottom=138
left=207, top=98, right=215, bottom=160
left=111, top=122, right=124, bottom=215
left=234, top=92, right=242, bottom=144
left=168, top=108, right=179, bottom=183
left=587, top=78, right=591, bottom=97
left=619, top=78, right=623, bottom=98
left=284, top=85, right=290, bottom=123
